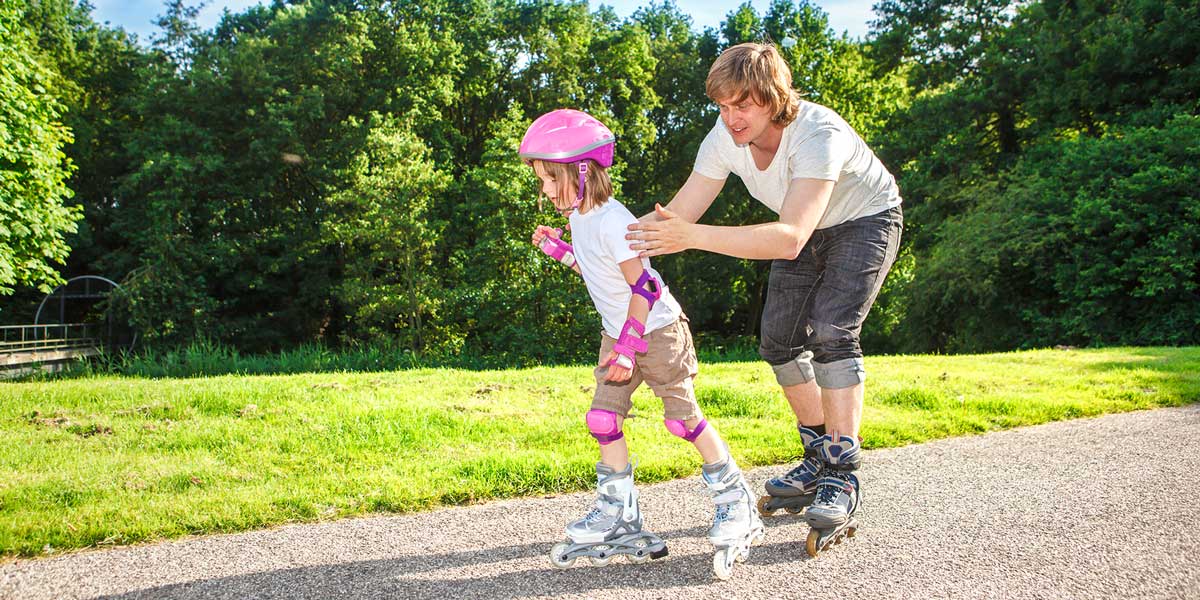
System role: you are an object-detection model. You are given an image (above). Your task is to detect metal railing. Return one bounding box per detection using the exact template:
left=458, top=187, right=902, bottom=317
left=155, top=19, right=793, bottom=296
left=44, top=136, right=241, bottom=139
left=0, top=323, right=102, bottom=355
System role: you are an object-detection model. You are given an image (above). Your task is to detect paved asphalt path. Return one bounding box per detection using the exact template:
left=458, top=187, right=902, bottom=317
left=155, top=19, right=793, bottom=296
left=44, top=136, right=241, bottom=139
left=3, top=406, right=1199, bottom=600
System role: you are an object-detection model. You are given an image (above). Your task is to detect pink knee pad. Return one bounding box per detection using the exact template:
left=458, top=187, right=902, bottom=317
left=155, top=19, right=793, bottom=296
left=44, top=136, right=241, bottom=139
left=664, top=418, right=707, bottom=442
left=586, top=409, right=624, bottom=445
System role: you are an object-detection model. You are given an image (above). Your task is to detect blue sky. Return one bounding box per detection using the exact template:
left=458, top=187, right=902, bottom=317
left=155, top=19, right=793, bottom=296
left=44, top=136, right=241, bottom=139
left=90, top=0, right=878, bottom=44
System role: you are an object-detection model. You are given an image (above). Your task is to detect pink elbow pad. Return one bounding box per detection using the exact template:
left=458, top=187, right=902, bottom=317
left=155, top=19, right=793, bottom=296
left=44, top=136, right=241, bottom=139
left=631, top=271, right=662, bottom=309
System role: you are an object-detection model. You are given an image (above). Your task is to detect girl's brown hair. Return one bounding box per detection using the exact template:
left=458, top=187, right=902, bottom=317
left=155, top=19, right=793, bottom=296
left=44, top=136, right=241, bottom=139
left=705, top=42, right=801, bottom=125
left=532, top=159, right=613, bottom=213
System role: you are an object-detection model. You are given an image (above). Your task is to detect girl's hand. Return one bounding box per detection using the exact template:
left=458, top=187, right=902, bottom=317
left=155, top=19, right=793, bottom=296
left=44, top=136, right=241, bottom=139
left=601, top=351, right=633, bottom=383
left=531, top=225, right=560, bottom=247
left=626, top=204, right=694, bottom=257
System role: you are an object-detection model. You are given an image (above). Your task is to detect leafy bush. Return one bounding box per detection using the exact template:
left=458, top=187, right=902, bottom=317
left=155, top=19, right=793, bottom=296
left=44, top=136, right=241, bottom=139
left=900, top=115, right=1200, bottom=351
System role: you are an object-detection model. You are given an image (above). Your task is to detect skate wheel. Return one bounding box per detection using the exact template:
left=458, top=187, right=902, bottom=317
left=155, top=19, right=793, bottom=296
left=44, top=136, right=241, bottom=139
left=785, top=506, right=804, bottom=515
left=589, top=545, right=613, bottom=567
left=626, top=553, right=651, bottom=565
left=626, top=539, right=651, bottom=564
left=805, top=529, right=820, bottom=558
left=756, top=495, right=777, bottom=517
left=549, top=542, right=576, bottom=569
left=713, top=548, right=734, bottom=581
left=588, top=549, right=614, bottom=566
left=735, top=547, right=749, bottom=563
left=752, top=530, right=766, bottom=546
left=847, top=526, right=857, bottom=538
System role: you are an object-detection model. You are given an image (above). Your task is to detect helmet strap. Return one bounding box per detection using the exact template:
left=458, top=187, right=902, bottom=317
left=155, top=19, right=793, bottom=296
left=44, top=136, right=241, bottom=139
left=574, top=161, right=587, bottom=209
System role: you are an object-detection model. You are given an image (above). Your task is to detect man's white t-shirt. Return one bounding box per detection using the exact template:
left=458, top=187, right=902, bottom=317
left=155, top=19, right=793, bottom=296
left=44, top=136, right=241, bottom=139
left=693, top=101, right=901, bottom=230
left=568, top=198, right=683, bottom=338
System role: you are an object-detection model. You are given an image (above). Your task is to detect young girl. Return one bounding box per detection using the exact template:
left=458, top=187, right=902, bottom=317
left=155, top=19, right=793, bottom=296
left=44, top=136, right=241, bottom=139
left=519, top=109, right=763, bottom=580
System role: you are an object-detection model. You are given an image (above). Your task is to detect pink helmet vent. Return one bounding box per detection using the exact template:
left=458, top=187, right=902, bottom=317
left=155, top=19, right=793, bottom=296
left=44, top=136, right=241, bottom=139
left=519, top=109, right=615, bottom=168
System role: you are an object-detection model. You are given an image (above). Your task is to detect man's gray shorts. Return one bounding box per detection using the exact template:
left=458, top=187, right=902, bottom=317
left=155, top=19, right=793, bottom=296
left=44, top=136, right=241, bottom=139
left=759, top=206, right=902, bottom=390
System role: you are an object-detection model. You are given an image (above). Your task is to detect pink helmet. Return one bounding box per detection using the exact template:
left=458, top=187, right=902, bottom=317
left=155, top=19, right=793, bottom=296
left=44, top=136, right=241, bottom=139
left=519, top=109, right=615, bottom=208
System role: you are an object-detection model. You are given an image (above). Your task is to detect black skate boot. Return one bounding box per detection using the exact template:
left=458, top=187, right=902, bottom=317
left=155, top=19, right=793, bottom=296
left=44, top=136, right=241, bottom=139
left=758, top=425, right=824, bottom=516
left=803, top=434, right=861, bottom=557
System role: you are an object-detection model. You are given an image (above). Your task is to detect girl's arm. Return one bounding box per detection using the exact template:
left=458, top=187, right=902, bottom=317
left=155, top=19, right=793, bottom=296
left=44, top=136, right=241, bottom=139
left=627, top=178, right=834, bottom=260
left=601, top=257, right=655, bottom=383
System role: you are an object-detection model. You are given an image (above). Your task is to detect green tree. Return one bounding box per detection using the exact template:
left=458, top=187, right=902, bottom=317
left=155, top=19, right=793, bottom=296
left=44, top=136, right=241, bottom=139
left=1018, top=0, right=1199, bottom=135
left=0, top=1, right=81, bottom=295
left=900, top=116, right=1200, bottom=351
left=22, top=0, right=147, bottom=287
left=325, top=114, right=453, bottom=352
left=877, top=0, right=1200, bottom=351
left=871, top=0, right=1027, bottom=242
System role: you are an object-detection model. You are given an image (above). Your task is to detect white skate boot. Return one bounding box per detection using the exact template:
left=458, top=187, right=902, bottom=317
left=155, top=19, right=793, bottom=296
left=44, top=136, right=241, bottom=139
left=549, top=463, right=668, bottom=568
left=702, top=456, right=765, bottom=580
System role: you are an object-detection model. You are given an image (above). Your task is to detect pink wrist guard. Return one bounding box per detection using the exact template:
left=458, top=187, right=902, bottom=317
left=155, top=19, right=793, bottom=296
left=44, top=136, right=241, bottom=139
left=610, top=317, right=648, bottom=370
left=539, top=231, right=575, bottom=267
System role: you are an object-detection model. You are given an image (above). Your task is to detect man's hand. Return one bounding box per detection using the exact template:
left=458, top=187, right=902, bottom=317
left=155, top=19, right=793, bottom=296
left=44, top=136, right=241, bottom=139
left=626, top=203, right=696, bottom=258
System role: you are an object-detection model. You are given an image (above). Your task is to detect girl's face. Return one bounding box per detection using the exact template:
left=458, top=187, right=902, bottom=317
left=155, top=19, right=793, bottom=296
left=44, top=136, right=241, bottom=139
left=538, top=172, right=560, bottom=205
left=534, top=163, right=574, bottom=215
left=715, top=94, right=774, bottom=146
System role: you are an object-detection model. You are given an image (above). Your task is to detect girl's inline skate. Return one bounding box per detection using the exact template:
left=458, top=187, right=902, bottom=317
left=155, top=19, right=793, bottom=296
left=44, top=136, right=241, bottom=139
left=702, top=456, right=765, bottom=580
left=549, top=463, right=669, bottom=568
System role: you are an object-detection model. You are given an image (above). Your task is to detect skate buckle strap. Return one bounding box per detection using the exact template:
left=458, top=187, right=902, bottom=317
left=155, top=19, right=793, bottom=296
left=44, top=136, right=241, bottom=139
left=776, top=457, right=821, bottom=486
left=576, top=161, right=587, bottom=206
left=816, top=475, right=854, bottom=493
left=810, top=433, right=861, bottom=468
left=702, top=474, right=748, bottom=505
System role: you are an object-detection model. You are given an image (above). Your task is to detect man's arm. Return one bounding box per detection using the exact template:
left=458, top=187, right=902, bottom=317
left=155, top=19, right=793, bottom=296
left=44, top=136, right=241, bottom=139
left=638, top=171, right=726, bottom=224
left=629, top=178, right=834, bottom=260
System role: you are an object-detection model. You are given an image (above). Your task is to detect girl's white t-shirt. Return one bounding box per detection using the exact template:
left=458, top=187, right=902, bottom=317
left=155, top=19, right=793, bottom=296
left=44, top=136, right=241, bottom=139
left=568, top=198, right=683, bottom=338
left=693, top=101, right=901, bottom=230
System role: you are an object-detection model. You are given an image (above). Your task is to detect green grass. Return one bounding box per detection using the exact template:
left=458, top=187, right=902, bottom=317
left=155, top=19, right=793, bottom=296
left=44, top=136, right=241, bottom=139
left=1, top=346, right=1197, bottom=558
left=15, top=335, right=759, bottom=379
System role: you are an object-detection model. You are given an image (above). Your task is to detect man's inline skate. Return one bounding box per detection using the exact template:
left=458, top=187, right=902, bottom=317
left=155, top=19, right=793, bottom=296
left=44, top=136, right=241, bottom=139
left=702, top=456, right=765, bottom=580
left=757, top=425, right=824, bottom=517
left=549, top=463, right=669, bottom=568
left=803, top=434, right=861, bottom=557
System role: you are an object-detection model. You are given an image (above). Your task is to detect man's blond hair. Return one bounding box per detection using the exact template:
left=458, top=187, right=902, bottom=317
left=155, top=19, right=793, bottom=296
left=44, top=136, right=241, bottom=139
left=706, top=42, right=801, bottom=125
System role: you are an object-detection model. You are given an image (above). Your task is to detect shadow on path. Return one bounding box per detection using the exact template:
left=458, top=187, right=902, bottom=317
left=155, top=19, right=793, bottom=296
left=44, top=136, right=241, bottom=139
left=95, top=525, right=815, bottom=599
